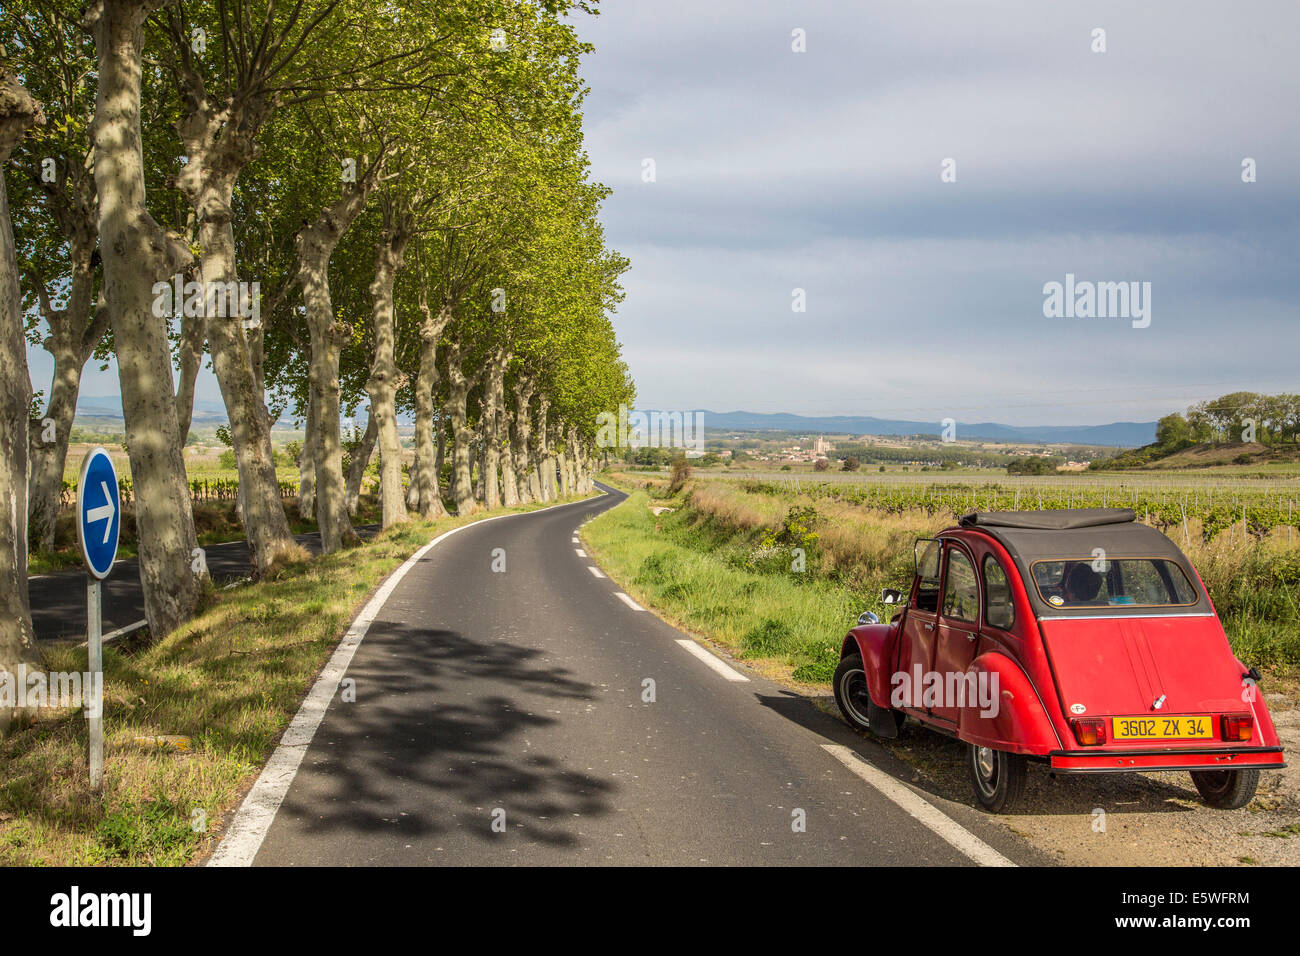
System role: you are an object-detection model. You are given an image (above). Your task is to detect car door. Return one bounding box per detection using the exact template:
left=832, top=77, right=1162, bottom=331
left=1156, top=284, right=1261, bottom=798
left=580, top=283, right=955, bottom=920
left=932, top=543, right=981, bottom=724
left=894, top=538, right=942, bottom=714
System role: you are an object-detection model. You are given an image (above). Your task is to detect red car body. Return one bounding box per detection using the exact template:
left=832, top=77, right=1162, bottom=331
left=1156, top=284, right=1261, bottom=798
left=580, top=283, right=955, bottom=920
left=835, top=508, right=1284, bottom=810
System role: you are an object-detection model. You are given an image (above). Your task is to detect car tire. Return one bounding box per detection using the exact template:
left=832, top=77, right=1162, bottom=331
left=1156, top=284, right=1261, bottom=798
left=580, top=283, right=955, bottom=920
left=967, top=744, right=1028, bottom=813
left=1190, top=769, right=1259, bottom=809
left=833, top=654, right=874, bottom=732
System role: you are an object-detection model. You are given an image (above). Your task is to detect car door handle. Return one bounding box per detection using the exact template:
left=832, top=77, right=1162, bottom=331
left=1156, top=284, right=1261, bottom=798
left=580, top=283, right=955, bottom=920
left=922, top=623, right=934, bottom=631
left=966, top=633, right=977, bottom=642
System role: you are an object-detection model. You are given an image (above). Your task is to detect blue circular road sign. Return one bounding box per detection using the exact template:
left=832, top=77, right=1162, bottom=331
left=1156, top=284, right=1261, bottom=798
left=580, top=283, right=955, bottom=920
left=77, top=447, right=121, bottom=580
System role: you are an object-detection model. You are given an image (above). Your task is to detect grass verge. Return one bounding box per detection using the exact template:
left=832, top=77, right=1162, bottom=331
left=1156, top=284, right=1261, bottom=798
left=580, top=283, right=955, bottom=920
left=0, top=492, right=594, bottom=865
left=581, top=486, right=874, bottom=684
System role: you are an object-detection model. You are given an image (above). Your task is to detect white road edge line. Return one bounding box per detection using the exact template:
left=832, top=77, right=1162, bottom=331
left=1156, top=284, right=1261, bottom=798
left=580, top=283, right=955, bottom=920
left=575, top=548, right=587, bottom=557
left=587, top=565, right=605, bottom=578
left=821, top=744, right=1016, bottom=867
left=675, top=639, right=749, bottom=682
left=615, top=592, right=643, bottom=611
left=207, top=491, right=608, bottom=867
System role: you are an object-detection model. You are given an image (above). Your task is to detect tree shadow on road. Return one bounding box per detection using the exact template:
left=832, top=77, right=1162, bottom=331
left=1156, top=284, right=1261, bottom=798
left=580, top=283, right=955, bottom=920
left=270, top=622, right=615, bottom=854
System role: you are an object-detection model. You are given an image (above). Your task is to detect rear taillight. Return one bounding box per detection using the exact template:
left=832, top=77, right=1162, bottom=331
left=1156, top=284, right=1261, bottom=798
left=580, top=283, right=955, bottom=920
left=1071, top=718, right=1107, bottom=746
left=1220, top=713, right=1254, bottom=742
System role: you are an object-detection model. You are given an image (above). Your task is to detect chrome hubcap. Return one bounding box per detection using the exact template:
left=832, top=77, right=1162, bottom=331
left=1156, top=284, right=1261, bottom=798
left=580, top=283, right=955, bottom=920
left=839, top=669, right=870, bottom=726
left=976, top=747, right=996, bottom=785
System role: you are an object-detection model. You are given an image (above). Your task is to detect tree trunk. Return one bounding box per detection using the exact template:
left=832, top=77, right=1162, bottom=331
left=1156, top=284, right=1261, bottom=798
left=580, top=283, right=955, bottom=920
left=297, top=391, right=316, bottom=520
left=444, top=339, right=478, bottom=516
left=365, top=214, right=412, bottom=529
left=171, top=51, right=294, bottom=576
left=344, top=411, right=377, bottom=515
left=435, top=416, right=446, bottom=487
left=534, top=396, right=553, bottom=501
left=512, top=377, right=535, bottom=505
left=571, top=436, right=585, bottom=494
left=556, top=425, right=570, bottom=498
left=27, top=344, right=81, bottom=551
left=199, top=213, right=298, bottom=573
left=413, top=301, right=451, bottom=519
left=173, top=308, right=203, bottom=441
left=499, top=401, right=519, bottom=507
left=88, top=6, right=205, bottom=636
left=0, top=69, right=45, bottom=727
left=406, top=456, right=421, bottom=510
left=578, top=435, right=593, bottom=493
left=27, top=240, right=106, bottom=554
left=481, top=349, right=507, bottom=509
left=297, top=188, right=371, bottom=552
left=473, top=430, right=485, bottom=503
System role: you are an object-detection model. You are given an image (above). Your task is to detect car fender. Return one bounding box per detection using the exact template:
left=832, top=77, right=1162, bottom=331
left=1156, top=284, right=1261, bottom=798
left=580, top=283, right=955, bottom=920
left=1231, top=655, right=1283, bottom=747
left=958, top=651, right=1062, bottom=755
left=841, top=623, right=897, bottom=709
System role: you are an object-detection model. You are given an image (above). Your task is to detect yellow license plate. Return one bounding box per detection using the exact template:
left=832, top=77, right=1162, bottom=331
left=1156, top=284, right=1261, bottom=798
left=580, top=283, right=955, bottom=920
left=1112, top=716, right=1214, bottom=740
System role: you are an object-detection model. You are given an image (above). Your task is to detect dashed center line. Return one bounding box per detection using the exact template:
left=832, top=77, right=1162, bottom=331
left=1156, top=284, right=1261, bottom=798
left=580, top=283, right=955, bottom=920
left=675, top=639, right=749, bottom=682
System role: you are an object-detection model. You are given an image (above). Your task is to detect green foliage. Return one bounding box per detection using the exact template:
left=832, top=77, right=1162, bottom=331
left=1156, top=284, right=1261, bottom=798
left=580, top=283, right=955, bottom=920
left=96, top=798, right=197, bottom=864
left=1006, top=456, right=1060, bottom=475
left=759, top=505, right=820, bottom=552
left=668, top=454, right=692, bottom=494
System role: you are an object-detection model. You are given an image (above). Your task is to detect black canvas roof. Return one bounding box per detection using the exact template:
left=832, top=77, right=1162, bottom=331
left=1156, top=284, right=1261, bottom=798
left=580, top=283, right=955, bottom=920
left=959, top=507, right=1137, bottom=531
left=953, top=509, right=1211, bottom=618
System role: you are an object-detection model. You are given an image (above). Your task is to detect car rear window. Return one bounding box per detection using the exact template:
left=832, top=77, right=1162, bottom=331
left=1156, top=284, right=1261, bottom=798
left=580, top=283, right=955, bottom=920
left=1030, top=558, right=1198, bottom=610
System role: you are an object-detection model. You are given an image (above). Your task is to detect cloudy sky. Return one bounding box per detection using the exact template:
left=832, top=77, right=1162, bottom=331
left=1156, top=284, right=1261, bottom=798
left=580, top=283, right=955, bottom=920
left=573, top=0, right=1299, bottom=425
left=32, top=0, right=1296, bottom=428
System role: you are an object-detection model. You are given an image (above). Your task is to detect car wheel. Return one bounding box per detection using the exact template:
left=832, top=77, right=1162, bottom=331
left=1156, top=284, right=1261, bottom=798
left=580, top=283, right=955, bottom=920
left=833, top=653, right=873, bottom=732
left=967, top=744, right=1028, bottom=813
left=1190, top=769, right=1259, bottom=809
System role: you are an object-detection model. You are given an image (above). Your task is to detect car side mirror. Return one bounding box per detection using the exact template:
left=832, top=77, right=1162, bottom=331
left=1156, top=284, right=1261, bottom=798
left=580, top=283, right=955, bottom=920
left=880, top=588, right=903, bottom=605
left=856, top=610, right=880, bottom=626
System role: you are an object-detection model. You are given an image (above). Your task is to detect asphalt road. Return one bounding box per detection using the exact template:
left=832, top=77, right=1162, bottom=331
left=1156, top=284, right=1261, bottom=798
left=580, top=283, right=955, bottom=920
left=29, top=525, right=380, bottom=643
left=248, top=485, right=1043, bottom=866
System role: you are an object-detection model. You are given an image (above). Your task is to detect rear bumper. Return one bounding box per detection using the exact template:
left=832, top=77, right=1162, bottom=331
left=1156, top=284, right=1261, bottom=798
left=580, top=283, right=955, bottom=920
left=1048, top=746, right=1286, bottom=773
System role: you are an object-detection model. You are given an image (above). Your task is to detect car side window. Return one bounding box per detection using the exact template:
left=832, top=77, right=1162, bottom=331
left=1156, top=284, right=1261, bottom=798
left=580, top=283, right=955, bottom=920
left=941, top=548, right=978, bottom=622
left=983, top=556, right=1015, bottom=631
left=913, top=539, right=941, bottom=613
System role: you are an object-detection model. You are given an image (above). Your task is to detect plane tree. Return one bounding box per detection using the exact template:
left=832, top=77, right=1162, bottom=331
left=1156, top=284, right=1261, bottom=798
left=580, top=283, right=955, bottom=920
left=2, top=2, right=114, bottom=551
left=0, top=67, right=46, bottom=728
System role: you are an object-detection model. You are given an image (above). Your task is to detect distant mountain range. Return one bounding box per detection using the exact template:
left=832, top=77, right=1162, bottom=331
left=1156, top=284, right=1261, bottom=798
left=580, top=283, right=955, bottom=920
left=676, top=410, right=1156, bottom=447
left=77, top=395, right=230, bottom=424
left=75, top=395, right=1155, bottom=447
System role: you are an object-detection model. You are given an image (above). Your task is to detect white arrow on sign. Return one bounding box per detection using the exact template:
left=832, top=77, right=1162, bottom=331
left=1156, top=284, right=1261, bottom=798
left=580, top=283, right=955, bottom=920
left=87, top=480, right=116, bottom=544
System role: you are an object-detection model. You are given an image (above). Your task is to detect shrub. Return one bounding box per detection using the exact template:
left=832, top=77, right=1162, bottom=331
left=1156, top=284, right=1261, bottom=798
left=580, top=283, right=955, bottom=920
left=668, top=454, right=692, bottom=494
left=760, top=504, right=820, bottom=552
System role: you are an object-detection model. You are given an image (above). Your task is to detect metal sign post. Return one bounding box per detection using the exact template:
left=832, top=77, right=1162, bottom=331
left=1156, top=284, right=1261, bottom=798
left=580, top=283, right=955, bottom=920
left=76, top=447, right=120, bottom=791
left=87, top=580, right=102, bottom=787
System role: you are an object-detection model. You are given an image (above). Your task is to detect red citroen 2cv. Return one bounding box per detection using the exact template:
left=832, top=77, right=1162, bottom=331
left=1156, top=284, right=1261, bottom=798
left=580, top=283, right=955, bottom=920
left=833, top=508, right=1285, bottom=812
